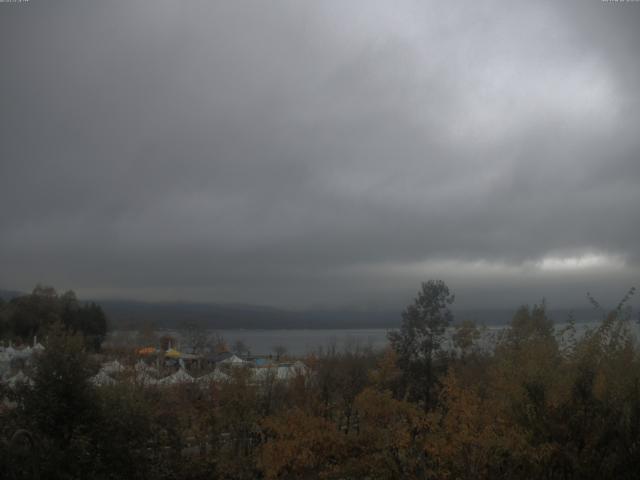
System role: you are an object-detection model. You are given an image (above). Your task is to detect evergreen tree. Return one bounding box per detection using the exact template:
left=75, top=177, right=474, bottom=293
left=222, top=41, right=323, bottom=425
left=388, top=280, right=454, bottom=409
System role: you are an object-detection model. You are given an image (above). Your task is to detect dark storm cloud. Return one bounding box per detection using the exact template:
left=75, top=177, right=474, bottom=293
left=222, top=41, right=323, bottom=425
left=1, top=0, right=639, bottom=308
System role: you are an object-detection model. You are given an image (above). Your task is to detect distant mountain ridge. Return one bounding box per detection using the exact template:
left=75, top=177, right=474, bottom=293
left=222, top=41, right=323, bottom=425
left=0, top=288, right=624, bottom=330
left=97, top=299, right=399, bottom=330
left=98, top=299, right=609, bottom=330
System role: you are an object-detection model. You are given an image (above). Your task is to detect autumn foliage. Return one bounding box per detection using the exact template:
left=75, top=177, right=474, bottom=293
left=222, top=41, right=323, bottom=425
left=2, top=283, right=640, bottom=479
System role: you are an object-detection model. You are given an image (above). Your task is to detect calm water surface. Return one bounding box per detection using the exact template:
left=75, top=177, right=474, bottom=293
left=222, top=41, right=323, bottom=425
left=108, top=320, right=638, bottom=356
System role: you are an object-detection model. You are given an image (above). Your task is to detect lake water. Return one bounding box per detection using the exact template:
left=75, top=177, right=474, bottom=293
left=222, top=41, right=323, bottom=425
left=107, top=320, right=639, bottom=357
left=212, top=329, right=391, bottom=356
left=108, top=328, right=392, bottom=356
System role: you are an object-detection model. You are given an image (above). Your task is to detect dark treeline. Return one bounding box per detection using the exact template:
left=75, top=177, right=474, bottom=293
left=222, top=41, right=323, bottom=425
left=0, top=288, right=608, bottom=330
left=1, top=280, right=640, bottom=479
left=0, top=285, right=107, bottom=351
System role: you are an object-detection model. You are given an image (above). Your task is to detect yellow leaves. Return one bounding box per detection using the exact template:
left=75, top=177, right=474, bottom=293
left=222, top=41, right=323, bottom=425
left=260, top=390, right=429, bottom=480
left=349, top=388, right=427, bottom=479
left=452, top=319, right=481, bottom=355
left=356, top=387, right=421, bottom=428
left=425, top=370, right=529, bottom=479
left=260, top=409, right=345, bottom=480
left=368, top=347, right=402, bottom=391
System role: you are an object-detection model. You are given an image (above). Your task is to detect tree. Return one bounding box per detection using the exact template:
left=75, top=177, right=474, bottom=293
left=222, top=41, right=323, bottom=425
left=75, top=302, right=107, bottom=352
left=0, top=297, right=9, bottom=339
left=216, top=368, right=261, bottom=479
left=273, top=345, right=287, bottom=361
left=233, top=339, right=250, bottom=357
left=182, top=321, right=208, bottom=355
left=506, top=302, right=554, bottom=346
left=92, top=384, right=159, bottom=479
left=4, top=286, right=107, bottom=351
left=369, top=347, right=403, bottom=396
left=388, top=280, right=454, bottom=409
left=159, top=334, right=177, bottom=351
left=17, top=322, right=99, bottom=478
left=452, top=319, right=481, bottom=358
left=350, top=387, right=427, bottom=479
left=8, top=285, right=60, bottom=340
left=261, top=409, right=346, bottom=480
left=212, top=332, right=229, bottom=353
left=136, top=321, right=158, bottom=347
left=334, top=345, right=374, bottom=435
left=426, top=370, right=527, bottom=480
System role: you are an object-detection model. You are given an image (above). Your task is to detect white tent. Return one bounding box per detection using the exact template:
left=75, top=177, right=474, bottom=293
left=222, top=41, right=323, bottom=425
left=135, top=360, right=158, bottom=375
left=136, top=371, right=158, bottom=386
left=276, top=365, right=296, bottom=380
left=218, top=354, right=246, bottom=366
left=101, top=360, right=125, bottom=374
left=158, top=368, right=194, bottom=386
left=252, top=367, right=277, bottom=383
left=197, top=369, right=230, bottom=385
left=90, top=370, right=116, bottom=387
left=19, top=346, right=32, bottom=355
left=7, top=370, right=34, bottom=388
left=292, top=361, right=309, bottom=375
left=9, top=347, right=33, bottom=361
left=252, top=361, right=308, bottom=383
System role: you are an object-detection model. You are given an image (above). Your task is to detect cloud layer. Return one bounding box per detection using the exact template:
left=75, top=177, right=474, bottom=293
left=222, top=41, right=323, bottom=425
left=1, top=0, right=639, bottom=309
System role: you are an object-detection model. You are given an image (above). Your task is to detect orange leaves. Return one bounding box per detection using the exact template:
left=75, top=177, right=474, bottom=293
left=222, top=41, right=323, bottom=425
left=260, top=409, right=345, bottom=480
left=355, top=387, right=422, bottom=433
left=350, top=388, right=427, bottom=479
left=368, top=347, right=402, bottom=392
left=425, top=371, right=527, bottom=479
left=260, top=390, right=427, bottom=480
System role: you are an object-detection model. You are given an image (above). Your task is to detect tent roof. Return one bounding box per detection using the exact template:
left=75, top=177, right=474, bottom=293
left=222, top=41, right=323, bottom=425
left=101, top=360, right=124, bottom=373
left=135, top=360, right=158, bottom=374
left=197, top=369, right=230, bottom=384
left=8, top=370, right=34, bottom=387
left=219, top=354, right=245, bottom=364
left=90, top=370, right=116, bottom=387
left=136, top=371, right=158, bottom=386
left=158, top=368, right=193, bottom=385
left=165, top=348, right=181, bottom=359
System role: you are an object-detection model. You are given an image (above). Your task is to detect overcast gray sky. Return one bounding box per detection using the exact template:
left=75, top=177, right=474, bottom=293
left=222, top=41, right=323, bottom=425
left=1, top=0, right=639, bottom=310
